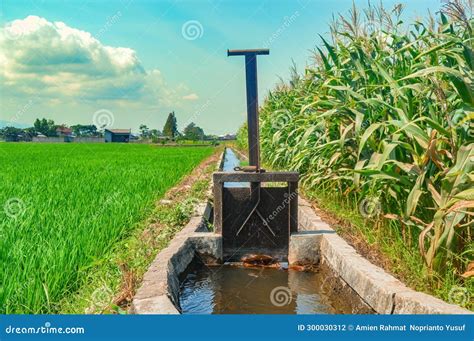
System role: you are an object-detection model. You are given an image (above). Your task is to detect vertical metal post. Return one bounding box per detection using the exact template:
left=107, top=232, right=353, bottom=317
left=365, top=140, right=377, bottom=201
left=244, top=53, right=260, bottom=170
left=228, top=49, right=269, bottom=171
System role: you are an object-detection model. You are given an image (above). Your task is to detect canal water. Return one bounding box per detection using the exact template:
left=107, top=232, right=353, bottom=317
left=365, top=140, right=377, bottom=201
left=179, top=262, right=343, bottom=314
left=222, top=148, right=249, bottom=188
left=186, top=148, right=351, bottom=314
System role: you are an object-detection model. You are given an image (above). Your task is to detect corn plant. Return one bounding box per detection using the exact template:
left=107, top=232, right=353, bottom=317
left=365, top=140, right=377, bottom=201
left=248, top=1, right=473, bottom=275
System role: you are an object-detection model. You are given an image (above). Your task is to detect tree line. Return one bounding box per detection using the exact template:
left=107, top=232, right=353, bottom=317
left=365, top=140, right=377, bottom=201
left=140, top=112, right=208, bottom=141
left=0, top=118, right=103, bottom=141
left=0, top=111, right=211, bottom=142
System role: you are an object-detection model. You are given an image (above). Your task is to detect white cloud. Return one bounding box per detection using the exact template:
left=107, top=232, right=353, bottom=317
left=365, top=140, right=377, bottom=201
left=0, top=16, right=192, bottom=108
left=182, top=93, right=199, bottom=101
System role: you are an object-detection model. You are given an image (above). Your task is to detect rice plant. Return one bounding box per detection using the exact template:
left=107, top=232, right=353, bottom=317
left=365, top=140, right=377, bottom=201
left=243, top=1, right=473, bottom=279
left=0, top=144, right=213, bottom=313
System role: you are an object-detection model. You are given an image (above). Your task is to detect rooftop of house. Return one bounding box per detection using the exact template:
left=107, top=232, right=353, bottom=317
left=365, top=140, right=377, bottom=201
left=56, top=126, right=72, bottom=134
left=105, top=129, right=131, bottom=134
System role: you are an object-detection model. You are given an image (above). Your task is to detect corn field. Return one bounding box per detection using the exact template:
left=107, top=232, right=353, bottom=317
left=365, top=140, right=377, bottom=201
left=239, top=1, right=473, bottom=282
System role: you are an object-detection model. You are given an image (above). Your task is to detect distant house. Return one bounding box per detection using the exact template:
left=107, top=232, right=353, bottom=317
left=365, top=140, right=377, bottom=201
left=56, top=126, right=73, bottom=136
left=218, top=134, right=236, bottom=141
left=104, top=129, right=131, bottom=143
left=5, top=134, right=21, bottom=142
left=55, top=126, right=73, bottom=142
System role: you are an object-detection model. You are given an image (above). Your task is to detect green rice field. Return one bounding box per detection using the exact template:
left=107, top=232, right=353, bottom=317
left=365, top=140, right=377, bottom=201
left=0, top=143, right=214, bottom=313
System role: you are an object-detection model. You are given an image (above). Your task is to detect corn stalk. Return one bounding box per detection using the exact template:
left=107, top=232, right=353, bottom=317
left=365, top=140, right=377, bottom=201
left=246, top=1, right=474, bottom=273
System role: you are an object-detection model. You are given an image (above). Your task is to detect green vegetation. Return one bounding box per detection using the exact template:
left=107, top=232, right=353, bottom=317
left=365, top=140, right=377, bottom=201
left=162, top=111, right=179, bottom=139
left=238, top=1, right=473, bottom=307
left=138, top=124, right=161, bottom=140
left=34, top=118, right=61, bottom=137
left=60, top=159, right=218, bottom=314
left=70, top=124, right=100, bottom=137
left=1, top=113, right=210, bottom=143
left=183, top=122, right=205, bottom=141
left=0, top=143, right=213, bottom=313
left=1, top=117, right=102, bottom=141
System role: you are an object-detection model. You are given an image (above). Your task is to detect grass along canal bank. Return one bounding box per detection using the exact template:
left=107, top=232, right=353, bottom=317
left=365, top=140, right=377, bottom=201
left=62, top=149, right=222, bottom=314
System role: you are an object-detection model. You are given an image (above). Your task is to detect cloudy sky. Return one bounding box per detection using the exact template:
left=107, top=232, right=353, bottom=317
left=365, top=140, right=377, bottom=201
left=1, top=0, right=439, bottom=135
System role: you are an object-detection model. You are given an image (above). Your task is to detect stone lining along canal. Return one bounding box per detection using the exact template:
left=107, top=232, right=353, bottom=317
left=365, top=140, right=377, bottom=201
left=179, top=261, right=353, bottom=314
left=178, top=147, right=342, bottom=315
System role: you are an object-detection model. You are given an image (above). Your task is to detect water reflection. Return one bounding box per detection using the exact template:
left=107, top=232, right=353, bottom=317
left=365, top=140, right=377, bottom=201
left=222, top=148, right=249, bottom=188
left=179, top=264, right=337, bottom=314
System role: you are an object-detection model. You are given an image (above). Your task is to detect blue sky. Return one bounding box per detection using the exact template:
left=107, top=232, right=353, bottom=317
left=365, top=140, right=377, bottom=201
left=0, top=0, right=440, bottom=135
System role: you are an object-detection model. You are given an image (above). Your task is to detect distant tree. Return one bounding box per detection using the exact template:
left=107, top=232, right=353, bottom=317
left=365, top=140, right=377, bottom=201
left=205, top=134, right=218, bottom=140
left=23, top=127, right=36, bottom=141
left=149, top=129, right=161, bottom=137
left=139, top=124, right=150, bottom=139
left=204, top=134, right=219, bottom=146
left=162, top=112, right=178, bottom=139
left=148, top=129, right=161, bottom=143
left=70, top=124, right=99, bottom=137
left=183, top=122, right=205, bottom=141
left=33, top=118, right=45, bottom=134
left=1, top=126, right=23, bottom=141
left=34, top=118, right=57, bottom=136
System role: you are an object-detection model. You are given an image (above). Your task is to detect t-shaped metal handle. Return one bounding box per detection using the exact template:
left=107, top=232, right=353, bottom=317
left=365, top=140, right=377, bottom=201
left=228, top=49, right=269, bottom=171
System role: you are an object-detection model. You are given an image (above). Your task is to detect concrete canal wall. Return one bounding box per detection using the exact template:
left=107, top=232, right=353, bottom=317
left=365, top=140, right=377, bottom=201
left=131, top=150, right=472, bottom=315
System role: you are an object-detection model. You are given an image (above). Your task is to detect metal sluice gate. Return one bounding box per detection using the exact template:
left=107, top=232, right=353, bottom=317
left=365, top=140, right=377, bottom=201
left=213, top=49, right=299, bottom=261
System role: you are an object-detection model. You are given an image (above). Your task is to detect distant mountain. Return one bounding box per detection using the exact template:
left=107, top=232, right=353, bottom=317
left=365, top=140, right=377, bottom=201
left=0, top=120, right=30, bottom=129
